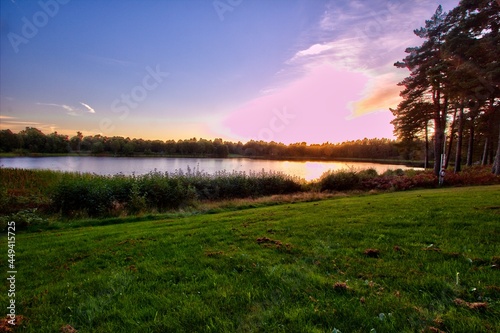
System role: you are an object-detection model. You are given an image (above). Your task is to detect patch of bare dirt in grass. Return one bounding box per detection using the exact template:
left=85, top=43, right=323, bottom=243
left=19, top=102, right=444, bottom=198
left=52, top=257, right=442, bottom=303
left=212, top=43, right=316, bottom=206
left=333, top=282, right=351, bottom=292
left=453, top=298, right=488, bottom=310
left=256, top=237, right=292, bottom=251
left=0, top=316, right=26, bottom=332
left=204, top=251, right=225, bottom=257
left=363, top=248, right=380, bottom=258
left=60, top=324, right=78, bottom=333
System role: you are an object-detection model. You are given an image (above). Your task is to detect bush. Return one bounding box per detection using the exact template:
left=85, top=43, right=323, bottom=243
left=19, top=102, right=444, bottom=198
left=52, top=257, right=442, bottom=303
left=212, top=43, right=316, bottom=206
left=444, top=166, right=500, bottom=186
left=361, top=171, right=437, bottom=191
left=319, top=170, right=360, bottom=192
left=138, top=171, right=197, bottom=210
left=0, top=209, right=49, bottom=231
left=126, top=181, right=147, bottom=215
left=177, top=169, right=302, bottom=201
left=410, top=172, right=437, bottom=188
left=357, top=168, right=378, bottom=180
left=382, top=168, right=405, bottom=177
left=51, top=175, right=116, bottom=217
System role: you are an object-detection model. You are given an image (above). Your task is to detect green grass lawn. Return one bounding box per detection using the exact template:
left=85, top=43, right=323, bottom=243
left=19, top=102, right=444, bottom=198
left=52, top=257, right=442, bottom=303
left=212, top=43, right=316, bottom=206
left=1, top=186, right=499, bottom=332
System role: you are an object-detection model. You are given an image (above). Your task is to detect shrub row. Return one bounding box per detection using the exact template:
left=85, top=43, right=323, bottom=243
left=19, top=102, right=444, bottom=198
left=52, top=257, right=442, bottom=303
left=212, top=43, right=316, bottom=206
left=2, top=166, right=499, bottom=219
left=50, top=169, right=303, bottom=217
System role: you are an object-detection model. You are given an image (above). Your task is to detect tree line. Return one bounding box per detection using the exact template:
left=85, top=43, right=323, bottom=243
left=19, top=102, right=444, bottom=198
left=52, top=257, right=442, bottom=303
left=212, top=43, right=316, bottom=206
left=392, top=0, right=500, bottom=175
left=0, top=127, right=403, bottom=161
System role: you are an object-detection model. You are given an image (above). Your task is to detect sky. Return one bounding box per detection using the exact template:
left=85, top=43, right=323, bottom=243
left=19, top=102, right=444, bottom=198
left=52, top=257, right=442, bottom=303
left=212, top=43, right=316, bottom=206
left=0, top=0, right=459, bottom=145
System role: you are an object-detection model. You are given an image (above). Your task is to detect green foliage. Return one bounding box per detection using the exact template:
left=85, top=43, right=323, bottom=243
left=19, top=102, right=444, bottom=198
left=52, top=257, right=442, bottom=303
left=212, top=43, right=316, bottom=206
left=382, top=168, right=406, bottom=177
left=357, top=168, right=378, bottom=179
left=0, top=129, right=20, bottom=153
left=319, top=169, right=361, bottom=191
left=51, top=175, right=116, bottom=217
left=0, top=208, right=49, bottom=231
left=0, top=168, right=57, bottom=214
left=137, top=171, right=197, bottom=210
left=189, top=169, right=302, bottom=200
left=48, top=169, right=303, bottom=217
left=126, top=181, right=147, bottom=215
left=0, top=185, right=8, bottom=214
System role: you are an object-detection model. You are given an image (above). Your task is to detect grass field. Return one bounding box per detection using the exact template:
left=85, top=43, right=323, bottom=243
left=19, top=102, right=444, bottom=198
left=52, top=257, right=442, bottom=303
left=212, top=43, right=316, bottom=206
left=1, top=186, right=499, bottom=332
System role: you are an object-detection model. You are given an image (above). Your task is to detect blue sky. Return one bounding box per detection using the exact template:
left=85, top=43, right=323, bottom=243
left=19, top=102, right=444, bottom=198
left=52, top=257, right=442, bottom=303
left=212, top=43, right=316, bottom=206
left=1, top=0, right=459, bottom=144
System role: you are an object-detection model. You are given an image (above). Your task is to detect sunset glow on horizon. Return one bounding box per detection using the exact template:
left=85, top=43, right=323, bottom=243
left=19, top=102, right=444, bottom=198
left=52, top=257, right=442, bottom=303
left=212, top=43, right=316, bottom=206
left=1, top=0, right=459, bottom=144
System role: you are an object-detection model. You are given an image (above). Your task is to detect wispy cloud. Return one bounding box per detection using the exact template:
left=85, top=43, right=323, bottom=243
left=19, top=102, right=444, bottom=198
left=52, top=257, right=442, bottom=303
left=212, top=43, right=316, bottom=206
left=84, top=54, right=135, bottom=67
left=289, top=1, right=436, bottom=73
left=80, top=102, right=96, bottom=113
left=2, top=120, right=43, bottom=125
left=37, top=103, right=79, bottom=116
left=37, top=102, right=96, bottom=116
left=289, top=43, right=333, bottom=63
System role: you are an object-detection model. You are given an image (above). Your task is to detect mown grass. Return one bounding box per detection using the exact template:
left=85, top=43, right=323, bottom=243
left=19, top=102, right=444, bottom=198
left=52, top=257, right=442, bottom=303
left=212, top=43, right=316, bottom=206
left=1, top=186, right=499, bottom=332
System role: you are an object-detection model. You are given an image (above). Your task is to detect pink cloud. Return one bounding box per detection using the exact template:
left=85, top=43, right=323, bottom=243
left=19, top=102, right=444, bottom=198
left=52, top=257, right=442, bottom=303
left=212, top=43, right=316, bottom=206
left=223, top=64, right=395, bottom=144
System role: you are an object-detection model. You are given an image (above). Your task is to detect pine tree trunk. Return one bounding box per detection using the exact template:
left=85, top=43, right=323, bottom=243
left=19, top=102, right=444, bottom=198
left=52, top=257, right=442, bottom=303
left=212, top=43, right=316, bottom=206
left=433, top=93, right=447, bottom=176
left=489, top=141, right=494, bottom=164
left=445, top=134, right=453, bottom=169
left=454, top=106, right=464, bottom=173
left=482, top=137, right=489, bottom=166
left=493, top=120, right=500, bottom=175
left=434, top=122, right=445, bottom=176
left=466, top=122, right=475, bottom=166
left=445, top=108, right=457, bottom=169
left=424, top=122, right=429, bottom=169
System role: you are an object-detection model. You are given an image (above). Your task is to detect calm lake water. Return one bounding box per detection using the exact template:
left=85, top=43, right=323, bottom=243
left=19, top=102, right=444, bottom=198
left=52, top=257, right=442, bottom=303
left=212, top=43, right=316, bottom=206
left=0, top=156, right=419, bottom=181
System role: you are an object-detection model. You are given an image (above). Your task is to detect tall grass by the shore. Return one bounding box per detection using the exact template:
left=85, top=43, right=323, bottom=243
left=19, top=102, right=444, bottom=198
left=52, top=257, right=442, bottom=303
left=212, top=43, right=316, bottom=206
left=51, top=169, right=303, bottom=217
left=0, top=168, right=303, bottom=218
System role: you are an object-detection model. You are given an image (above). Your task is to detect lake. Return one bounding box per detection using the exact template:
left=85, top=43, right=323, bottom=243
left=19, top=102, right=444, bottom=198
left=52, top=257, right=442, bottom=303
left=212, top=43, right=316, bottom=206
left=0, top=156, right=420, bottom=181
